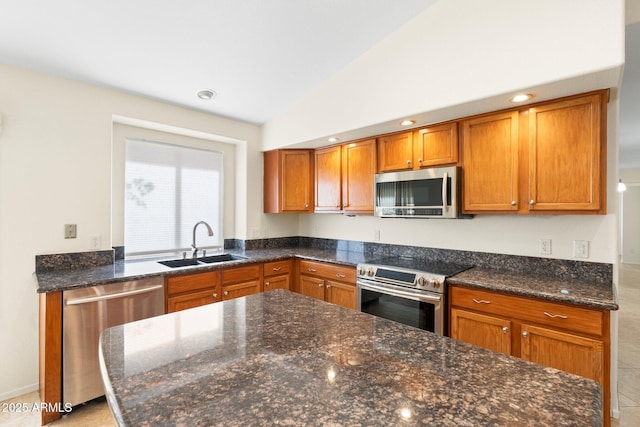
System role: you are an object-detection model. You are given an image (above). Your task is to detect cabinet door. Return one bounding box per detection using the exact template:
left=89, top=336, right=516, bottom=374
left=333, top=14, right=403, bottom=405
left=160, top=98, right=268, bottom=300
left=520, top=323, right=603, bottom=384
left=342, top=139, right=377, bottom=213
left=222, top=280, right=262, bottom=301
left=528, top=94, right=604, bottom=212
left=300, top=275, right=326, bottom=301
left=378, top=131, right=413, bottom=172
left=167, top=288, right=220, bottom=313
left=414, top=122, right=458, bottom=167
left=462, top=111, right=519, bottom=212
left=314, top=146, right=342, bottom=212
left=281, top=150, right=313, bottom=212
left=264, top=150, right=312, bottom=213
left=450, top=308, right=512, bottom=355
left=325, top=280, right=356, bottom=310
left=264, top=274, right=290, bottom=292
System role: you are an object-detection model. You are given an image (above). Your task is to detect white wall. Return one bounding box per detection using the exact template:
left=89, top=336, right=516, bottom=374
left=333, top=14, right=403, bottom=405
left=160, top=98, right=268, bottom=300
left=262, top=0, right=624, bottom=150
left=262, top=0, right=624, bottom=265
left=620, top=169, right=640, bottom=264
left=0, top=63, right=262, bottom=399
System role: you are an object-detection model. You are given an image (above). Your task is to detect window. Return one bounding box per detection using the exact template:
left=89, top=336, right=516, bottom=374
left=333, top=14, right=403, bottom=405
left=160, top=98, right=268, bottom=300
left=125, top=138, right=223, bottom=256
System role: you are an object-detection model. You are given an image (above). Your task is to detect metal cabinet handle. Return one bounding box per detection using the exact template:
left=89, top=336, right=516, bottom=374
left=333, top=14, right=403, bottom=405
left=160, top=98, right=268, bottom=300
left=336, top=273, right=346, bottom=278
left=265, top=282, right=270, bottom=287
left=406, top=160, right=411, bottom=165
left=543, top=311, right=568, bottom=319
left=502, top=327, right=509, bottom=334
left=318, top=283, right=324, bottom=288
left=522, top=331, right=529, bottom=338
left=472, top=299, right=491, bottom=304
left=529, top=200, right=536, bottom=206
left=223, top=291, right=229, bottom=296
left=327, top=284, right=332, bottom=289
left=213, top=293, right=218, bottom=298
left=308, top=268, right=317, bottom=272
left=272, top=267, right=281, bottom=271
left=305, top=204, right=309, bottom=208
left=511, top=201, right=517, bottom=206
left=418, top=158, right=423, bottom=163
left=441, top=171, right=449, bottom=213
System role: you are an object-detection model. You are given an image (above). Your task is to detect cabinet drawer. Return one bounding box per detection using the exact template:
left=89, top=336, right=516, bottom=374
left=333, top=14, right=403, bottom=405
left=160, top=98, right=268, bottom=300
left=221, top=264, right=261, bottom=285
left=263, top=260, right=292, bottom=277
left=299, top=260, right=356, bottom=283
left=450, top=286, right=603, bottom=336
left=166, top=272, right=219, bottom=296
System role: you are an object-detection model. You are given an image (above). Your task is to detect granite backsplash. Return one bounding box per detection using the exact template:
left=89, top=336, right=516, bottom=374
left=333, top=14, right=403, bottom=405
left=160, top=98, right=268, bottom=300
left=36, top=237, right=613, bottom=285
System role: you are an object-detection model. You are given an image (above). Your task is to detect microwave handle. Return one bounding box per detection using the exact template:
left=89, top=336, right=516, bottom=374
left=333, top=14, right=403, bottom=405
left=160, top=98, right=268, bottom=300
left=442, top=172, right=449, bottom=212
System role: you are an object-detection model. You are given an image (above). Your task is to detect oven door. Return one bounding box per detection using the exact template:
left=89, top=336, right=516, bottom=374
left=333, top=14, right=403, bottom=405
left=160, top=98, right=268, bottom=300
left=356, top=280, right=444, bottom=335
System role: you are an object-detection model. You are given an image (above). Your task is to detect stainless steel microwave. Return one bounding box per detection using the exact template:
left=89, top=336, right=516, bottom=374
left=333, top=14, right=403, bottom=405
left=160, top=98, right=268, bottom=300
left=374, top=166, right=466, bottom=219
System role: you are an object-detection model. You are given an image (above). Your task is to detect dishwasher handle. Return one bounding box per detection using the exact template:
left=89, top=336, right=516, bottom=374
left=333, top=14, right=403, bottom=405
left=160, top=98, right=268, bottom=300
left=65, top=284, right=164, bottom=306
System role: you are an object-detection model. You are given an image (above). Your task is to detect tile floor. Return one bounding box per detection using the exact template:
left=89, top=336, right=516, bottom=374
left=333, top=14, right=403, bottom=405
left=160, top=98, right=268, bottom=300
left=611, top=263, right=640, bottom=427
left=1, top=264, right=639, bottom=426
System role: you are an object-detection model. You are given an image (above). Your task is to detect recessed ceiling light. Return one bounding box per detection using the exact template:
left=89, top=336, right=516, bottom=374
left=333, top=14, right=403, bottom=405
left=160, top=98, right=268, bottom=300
left=510, top=93, right=534, bottom=103
left=328, top=137, right=340, bottom=143
left=196, top=89, right=217, bottom=100
left=400, top=120, right=416, bottom=126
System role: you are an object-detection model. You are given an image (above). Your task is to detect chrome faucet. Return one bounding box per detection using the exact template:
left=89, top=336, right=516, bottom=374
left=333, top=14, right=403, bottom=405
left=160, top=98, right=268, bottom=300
left=192, top=221, right=214, bottom=258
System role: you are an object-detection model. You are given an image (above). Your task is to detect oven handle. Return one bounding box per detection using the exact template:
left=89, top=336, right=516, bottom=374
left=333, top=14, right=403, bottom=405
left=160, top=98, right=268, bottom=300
left=357, top=280, right=443, bottom=303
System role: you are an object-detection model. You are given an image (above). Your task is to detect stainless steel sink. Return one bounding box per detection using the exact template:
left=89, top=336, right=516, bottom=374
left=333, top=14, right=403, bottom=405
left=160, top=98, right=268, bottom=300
left=158, top=254, right=246, bottom=268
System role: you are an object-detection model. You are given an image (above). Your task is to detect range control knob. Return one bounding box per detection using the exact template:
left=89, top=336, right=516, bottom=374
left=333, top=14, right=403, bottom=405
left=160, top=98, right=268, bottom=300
left=417, top=276, right=428, bottom=287
left=358, top=266, right=366, bottom=276
left=367, top=268, right=375, bottom=277
left=431, top=279, right=442, bottom=289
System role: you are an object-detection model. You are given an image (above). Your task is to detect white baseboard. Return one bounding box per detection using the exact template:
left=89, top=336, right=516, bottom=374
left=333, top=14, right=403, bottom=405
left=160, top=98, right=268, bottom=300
left=0, top=383, right=39, bottom=402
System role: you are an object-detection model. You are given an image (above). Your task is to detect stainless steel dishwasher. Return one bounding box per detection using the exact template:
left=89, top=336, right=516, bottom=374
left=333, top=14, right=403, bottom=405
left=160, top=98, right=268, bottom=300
left=63, top=277, right=164, bottom=406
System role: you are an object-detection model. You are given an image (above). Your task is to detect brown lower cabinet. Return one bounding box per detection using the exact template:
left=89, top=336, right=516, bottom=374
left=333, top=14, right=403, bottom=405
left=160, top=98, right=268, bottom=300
left=449, top=284, right=610, bottom=427
left=263, top=259, right=292, bottom=292
left=166, top=271, right=221, bottom=313
left=221, top=264, right=262, bottom=300
left=298, top=259, right=356, bottom=310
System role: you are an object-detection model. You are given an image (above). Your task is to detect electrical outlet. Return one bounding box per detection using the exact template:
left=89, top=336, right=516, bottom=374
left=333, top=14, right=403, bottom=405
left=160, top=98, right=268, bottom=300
left=89, top=235, right=101, bottom=250
left=539, top=239, right=551, bottom=255
left=374, top=230, right=381, bottom=241
left=64, top=224, right=77, bottom=239
left=574, top=240, right=589, bottom=259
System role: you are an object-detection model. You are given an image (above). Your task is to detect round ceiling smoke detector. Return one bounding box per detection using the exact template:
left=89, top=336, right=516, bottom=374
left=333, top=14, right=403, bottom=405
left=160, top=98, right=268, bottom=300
left=196, top=89, right=217, bottom=100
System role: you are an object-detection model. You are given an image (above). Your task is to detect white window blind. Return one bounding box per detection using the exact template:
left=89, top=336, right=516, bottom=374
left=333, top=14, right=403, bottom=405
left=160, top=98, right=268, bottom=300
left=125, top=138, right=223, bottom=256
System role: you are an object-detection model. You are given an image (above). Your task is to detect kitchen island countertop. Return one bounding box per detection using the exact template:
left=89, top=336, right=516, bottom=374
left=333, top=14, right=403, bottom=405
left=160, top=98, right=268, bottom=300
left=99, top=290, right=602, bottom=426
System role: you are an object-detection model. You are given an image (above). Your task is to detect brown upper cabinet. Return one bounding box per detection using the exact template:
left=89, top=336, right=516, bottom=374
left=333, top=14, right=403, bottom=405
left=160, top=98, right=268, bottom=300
left=461, top=111, right=520, bottom=212
left=461, top=90, right=607, bottom=214
left=314, top=139, right=377, bottom=214
left=413, top=122, right=459, bottom=168
left=377, top=124, right=459, bottom=173
left=314, top=146, right=342, bottom=212
left=527, top=94, right=604, bottom=212
left=264, top=149, right=313, bottom=213
left=342, top=139, right=377, bottom=214
left=377, top=131, right=414, bottom=172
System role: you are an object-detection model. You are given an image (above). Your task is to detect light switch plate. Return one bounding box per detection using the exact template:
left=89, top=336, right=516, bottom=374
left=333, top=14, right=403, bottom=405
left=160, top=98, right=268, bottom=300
left=64, top=224, right=77, bottom=239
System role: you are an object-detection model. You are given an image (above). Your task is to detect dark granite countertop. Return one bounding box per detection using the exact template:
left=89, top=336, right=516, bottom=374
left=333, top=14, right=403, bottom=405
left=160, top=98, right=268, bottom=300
left=449, top=267, right=618, bottom=311
left=34, top=248, right=367, bottom=294
left=35, top=246, right=617, bottom=311
left=99, top=290, right=602, bottom=427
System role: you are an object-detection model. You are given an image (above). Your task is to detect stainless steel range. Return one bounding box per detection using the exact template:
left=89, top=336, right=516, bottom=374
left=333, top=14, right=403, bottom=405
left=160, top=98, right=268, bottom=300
left=356, top=257, right=471, bottom=335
